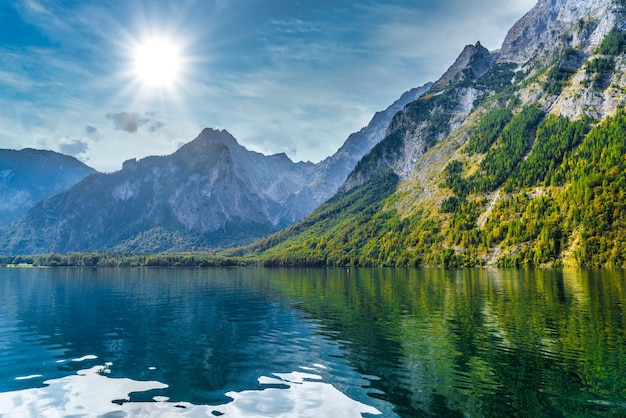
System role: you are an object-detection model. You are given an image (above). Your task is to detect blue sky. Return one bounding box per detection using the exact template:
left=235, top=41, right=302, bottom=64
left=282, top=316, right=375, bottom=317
left=0, top=0, right=536, bottom=172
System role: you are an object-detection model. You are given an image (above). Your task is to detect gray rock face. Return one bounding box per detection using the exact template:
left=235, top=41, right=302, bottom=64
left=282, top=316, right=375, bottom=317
left=172, top=129, right=316, bottom=229
left=499, top=0, right=626, bottom=122
left=499, top=0, right=616, bottom=63
left=1, top=129, right=318, bottom=254
left=302, top=82, right=432, bottom=209
left=341, top=42, right=500, bottom=191
left=0, top=149, right=95, bottom=226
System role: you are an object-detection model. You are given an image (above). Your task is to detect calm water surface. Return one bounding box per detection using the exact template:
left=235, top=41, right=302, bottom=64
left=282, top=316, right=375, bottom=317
left=0, top=267, right=624, bottom=417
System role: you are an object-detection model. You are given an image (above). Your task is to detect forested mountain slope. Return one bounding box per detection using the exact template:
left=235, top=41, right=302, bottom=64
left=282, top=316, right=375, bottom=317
left=236, top=0, right=626, bottom=268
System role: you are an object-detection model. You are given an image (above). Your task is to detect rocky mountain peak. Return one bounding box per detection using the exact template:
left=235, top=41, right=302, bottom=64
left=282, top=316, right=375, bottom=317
left=174, top=128, right=242, bottom=163
left=195, top=128, right=239, bottom=146
left=499, top=0, right=618, bottom=64
left=432, top=41, right=494, bottom=91
left=269, top=152, right=292, bottom=161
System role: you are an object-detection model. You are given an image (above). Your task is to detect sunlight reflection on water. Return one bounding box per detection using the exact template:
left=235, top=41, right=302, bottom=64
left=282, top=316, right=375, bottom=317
left=0, top=361, right=380, bottom=417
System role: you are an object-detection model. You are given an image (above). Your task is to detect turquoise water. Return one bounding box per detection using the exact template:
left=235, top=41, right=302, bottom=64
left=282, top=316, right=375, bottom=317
left=0, top=267, right=625, bottom=417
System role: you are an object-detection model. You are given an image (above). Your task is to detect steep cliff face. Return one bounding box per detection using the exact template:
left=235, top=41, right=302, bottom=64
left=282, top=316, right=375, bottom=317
left=344, top=0, right=625, bottom=191
left=302, top=82, right=432, bottom=208
left=499, top=0, right=626, bottom=123
left=170, top=129, right=316, bottom=230
left=432, top=42, right=496, bottom=91
left=499, top=0, right=618, bottom=64
left=0, top=149, right=95, bottom=226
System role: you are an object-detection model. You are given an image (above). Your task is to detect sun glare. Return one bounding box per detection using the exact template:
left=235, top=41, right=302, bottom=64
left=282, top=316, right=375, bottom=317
left=132, top=38, right=182, bottom=88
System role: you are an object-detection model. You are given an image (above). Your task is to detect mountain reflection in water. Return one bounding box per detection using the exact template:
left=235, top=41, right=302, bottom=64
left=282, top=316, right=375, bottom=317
left=0, top=267, right=625, bottom=417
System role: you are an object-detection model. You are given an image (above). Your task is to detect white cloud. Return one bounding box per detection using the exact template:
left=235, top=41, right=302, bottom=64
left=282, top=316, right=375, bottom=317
left=23, top=0, right=53, bottom=16
left=0, top=70, right=39, bottom=90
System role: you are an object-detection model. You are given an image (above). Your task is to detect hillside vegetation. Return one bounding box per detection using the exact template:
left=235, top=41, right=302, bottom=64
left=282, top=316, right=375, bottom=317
left=231, top=108, right=626, bottom=268
left=231, top=19, right=626, bottom=268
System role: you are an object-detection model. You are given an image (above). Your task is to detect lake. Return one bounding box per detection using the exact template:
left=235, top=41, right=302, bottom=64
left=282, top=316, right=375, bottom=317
left=0, top=267, right=624, bottom=417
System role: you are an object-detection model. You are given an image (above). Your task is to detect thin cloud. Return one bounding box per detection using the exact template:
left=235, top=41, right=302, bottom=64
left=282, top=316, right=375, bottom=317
left=23, top=0, right=53, bottom=16
left=268, top=18, right=323, bottom=35
left=147, top=121, right=165, bottom=132
left=0, top=70, right=38, bottom=90
left=363, top=0, right=536, bottom=61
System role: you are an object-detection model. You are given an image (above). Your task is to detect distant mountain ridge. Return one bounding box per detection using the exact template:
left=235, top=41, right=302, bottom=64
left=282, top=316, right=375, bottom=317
left=2, top=129, right=314, bottom=253
left=0, top=81, right=431, bottom=254
left=0, top=149, right=95, bottom=226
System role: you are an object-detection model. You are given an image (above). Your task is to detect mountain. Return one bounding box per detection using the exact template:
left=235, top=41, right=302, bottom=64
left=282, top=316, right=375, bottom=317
left=238, top=0, right=626, bottom=268
left=0, top=80, right=430, bottom=255
left=1, top=129, right=316, bottom=254
left=0, top=149, right=95, bottom=226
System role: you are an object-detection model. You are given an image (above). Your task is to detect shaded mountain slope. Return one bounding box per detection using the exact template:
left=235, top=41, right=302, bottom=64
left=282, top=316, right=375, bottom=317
left=0, top=149, right=95, bottom=226
left=303, top=83, right=432, bottom=207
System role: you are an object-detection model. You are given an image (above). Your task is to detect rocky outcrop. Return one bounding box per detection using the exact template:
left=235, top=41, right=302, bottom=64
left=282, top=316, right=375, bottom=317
left=432, top=42, right=496, bottom=91
left=499, top=0, right=617, bottom=64
left=342, top=42, right=503, bottom=191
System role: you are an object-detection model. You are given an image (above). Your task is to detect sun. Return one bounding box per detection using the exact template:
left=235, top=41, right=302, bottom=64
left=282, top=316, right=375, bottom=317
left=132, top=37, right=182, bottom=88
